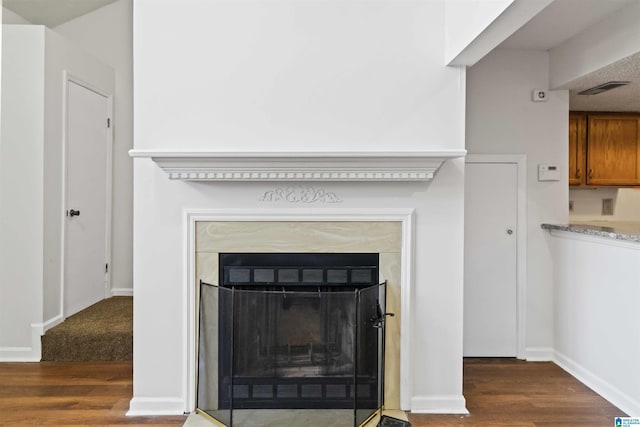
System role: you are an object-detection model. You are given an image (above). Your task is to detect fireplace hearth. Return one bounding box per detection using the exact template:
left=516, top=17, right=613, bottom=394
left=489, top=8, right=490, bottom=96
left=197, top=253, right=389, bottom=427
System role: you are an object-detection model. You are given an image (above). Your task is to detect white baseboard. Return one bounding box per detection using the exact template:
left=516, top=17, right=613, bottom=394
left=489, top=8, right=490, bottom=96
left=554, top=351, right=640, bottom=417
left=44, top=314, right=64, bottom=332
left=0, top=346, right=40, bottom=362
left=410, top=394, right=468, bottom=414
left=0, top=323, right=42, bottom=362
left=525, top=346, right=554, bottom=361
left=111, top=288, right=134, bottom=297
left=127, top=397, right=186, bottom=416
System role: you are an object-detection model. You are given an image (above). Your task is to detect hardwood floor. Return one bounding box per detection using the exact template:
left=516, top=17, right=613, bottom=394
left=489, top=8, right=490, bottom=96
left=409, top=358, right=625, bottom=426
left=0, top=359, right=625, bottom=426
left=0, top=362, right=185, bottom=426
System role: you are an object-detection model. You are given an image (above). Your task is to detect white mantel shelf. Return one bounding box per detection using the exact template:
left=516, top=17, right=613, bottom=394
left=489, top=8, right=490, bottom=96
left=128, top=149, right=467, bottom=182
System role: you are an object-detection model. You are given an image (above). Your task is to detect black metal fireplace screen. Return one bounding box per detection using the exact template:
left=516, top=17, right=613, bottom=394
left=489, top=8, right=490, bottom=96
left=197, top=253, right=389, bottom=427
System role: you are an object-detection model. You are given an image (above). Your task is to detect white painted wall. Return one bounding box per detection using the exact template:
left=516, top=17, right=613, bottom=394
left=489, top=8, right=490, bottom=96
left=466, top=48, right=569, bottom=358
left=54, top=0, right=133, bottom=295
left=570, top=188, right=640, bottom=221
left=132, top=0, right=466, bottom=415
left=445, top=0, right=513, bottom=64
left=0, top=25, right=45, bottom=361
left=0, top=25, right=114, bottom=360
left=549, top=231, right=640, bottom=416
left=549, top=0, right=640, bottom=89
left=134, top=0, right=464, bottom=152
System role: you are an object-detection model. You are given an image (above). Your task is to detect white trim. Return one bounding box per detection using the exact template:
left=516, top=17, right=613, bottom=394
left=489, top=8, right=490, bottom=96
left=525, top=346, right=554, bottom=361
left=61, top=71, right=114, bottom=319
left=182, top=208, right=415, bottom=412
left=554, top=351, right=640, bottom=417
left=0, top=323, right=43, bottom=362
left=410, top=395, right=469, bottom=414
left=43, top=314, right=64, bottom=332
left=111, top=288, right=134, bottom=297
left=128, top=149, right=466, bottom=182
left=465, top=154, right=528, bottom=359
left=127, top=397, right=186, bottom=416
left=105, top=95, right=114, bottom=298
left=0, top=347, right=39, bottom=362
left=548, top=229, right=640, bottom=250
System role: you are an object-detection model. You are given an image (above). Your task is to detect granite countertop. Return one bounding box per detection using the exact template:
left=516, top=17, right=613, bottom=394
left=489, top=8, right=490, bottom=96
left=541, top=221, right=640, bottom=243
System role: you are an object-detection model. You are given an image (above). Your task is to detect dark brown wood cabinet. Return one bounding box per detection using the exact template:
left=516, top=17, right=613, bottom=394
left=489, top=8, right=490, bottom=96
left=569, top=112, right=640, bottom=186
left=568, top=112, right=586, bottom=185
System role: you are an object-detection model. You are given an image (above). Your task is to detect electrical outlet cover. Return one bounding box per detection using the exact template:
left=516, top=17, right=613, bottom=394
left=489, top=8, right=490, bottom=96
left=602, top=198, right=614, bottom=216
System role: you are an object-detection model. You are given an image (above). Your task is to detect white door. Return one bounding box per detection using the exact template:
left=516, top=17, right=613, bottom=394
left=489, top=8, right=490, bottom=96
left=64, top=80, right=110, bottom=318
left=464, top=162, right=518, bottom=357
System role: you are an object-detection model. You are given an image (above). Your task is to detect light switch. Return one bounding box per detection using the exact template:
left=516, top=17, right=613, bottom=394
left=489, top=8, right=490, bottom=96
left=538, top=164, right=560, bottom=181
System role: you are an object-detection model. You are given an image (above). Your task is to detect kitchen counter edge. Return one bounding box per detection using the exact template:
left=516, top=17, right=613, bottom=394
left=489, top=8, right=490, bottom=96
left=541, top=223, right=640, bottom=243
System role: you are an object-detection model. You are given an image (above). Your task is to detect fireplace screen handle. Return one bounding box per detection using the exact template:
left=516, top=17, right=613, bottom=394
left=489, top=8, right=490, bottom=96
left=370, top=300, right=394, bottom=329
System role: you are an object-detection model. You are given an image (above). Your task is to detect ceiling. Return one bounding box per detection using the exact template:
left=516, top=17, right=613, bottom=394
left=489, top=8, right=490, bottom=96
left=3, top=0, right=119, bottom=28
left=500, top=0, right=636, bottom=51
left=4, top=0, right=640, bottom=112
left=499, top=0, right=640, bottom=112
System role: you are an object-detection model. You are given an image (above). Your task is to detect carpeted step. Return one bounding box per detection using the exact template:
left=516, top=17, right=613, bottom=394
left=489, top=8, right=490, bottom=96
left=41, top=296, right=133, bottom=361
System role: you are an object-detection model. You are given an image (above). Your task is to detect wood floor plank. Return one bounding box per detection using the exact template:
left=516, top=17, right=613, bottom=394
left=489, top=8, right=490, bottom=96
left=0, top=359, right=627, bottom=426
left=408, top=358, right=626, bottom=426
left=0, top=362, right=185, bottom=426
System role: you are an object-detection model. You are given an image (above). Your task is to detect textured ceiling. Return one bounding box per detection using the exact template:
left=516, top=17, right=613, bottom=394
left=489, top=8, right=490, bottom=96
left=566, top=52, right=640, bottom=112
left=3, top=0, right=119, bottom=27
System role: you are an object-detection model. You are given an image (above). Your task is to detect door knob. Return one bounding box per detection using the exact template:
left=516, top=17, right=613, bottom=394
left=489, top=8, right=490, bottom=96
left=68, top=209, right=80, bottom=217
left=507, top=229, right=513, bottom=235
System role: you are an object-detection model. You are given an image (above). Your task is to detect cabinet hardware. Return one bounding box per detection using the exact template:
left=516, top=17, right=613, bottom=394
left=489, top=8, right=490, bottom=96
left=588, top=169, right=593, bottom=179
left=576, top=168, right=581, bottom=179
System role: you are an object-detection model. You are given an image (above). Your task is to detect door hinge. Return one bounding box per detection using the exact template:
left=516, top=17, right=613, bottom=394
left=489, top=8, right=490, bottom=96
left=105, top=263, right=109, bottom=273
left=107, top=118, right=111, bottom=128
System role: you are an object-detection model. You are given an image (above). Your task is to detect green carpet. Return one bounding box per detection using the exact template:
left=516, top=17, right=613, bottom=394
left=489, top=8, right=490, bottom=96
left=41, top=296, right=133, bottom=361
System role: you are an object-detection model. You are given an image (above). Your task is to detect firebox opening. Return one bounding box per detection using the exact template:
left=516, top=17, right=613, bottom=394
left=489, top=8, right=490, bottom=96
left=197, top=252, right=387, bottom=426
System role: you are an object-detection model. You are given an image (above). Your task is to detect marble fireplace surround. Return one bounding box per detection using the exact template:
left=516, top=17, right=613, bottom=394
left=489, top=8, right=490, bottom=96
left=186, top=210, right=414, bottom=412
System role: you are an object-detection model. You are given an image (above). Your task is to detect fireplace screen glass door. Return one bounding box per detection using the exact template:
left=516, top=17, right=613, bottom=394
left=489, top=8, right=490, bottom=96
left=197, top=253, right=387, bottom=427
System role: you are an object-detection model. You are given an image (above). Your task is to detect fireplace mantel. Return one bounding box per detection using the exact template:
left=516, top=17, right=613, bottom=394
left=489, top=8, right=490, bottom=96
left=129, top=149, right=466, bottom=182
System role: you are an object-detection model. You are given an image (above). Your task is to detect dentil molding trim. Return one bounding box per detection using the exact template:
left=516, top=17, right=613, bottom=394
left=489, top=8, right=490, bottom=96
left=128, top=150, right=467, bottom=182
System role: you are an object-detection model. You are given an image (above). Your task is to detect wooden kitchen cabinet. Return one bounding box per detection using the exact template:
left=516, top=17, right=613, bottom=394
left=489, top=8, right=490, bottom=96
left=569, top=112, right=640, bottom=186
left=586, top=113, right=640, bottom=185
left=568, top=112, right=586, bottom=185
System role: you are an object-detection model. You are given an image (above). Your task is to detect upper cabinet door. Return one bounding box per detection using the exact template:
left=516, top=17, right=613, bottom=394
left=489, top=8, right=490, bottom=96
left=587, top=114, right=640, bottom=186
left=569, top=112, right=586, bottom=186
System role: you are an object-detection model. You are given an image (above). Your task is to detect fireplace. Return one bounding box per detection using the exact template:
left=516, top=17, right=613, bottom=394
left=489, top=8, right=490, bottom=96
left=127, top=144, right=468, bottom=416
left=197, top=253, right=389, bottom=426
